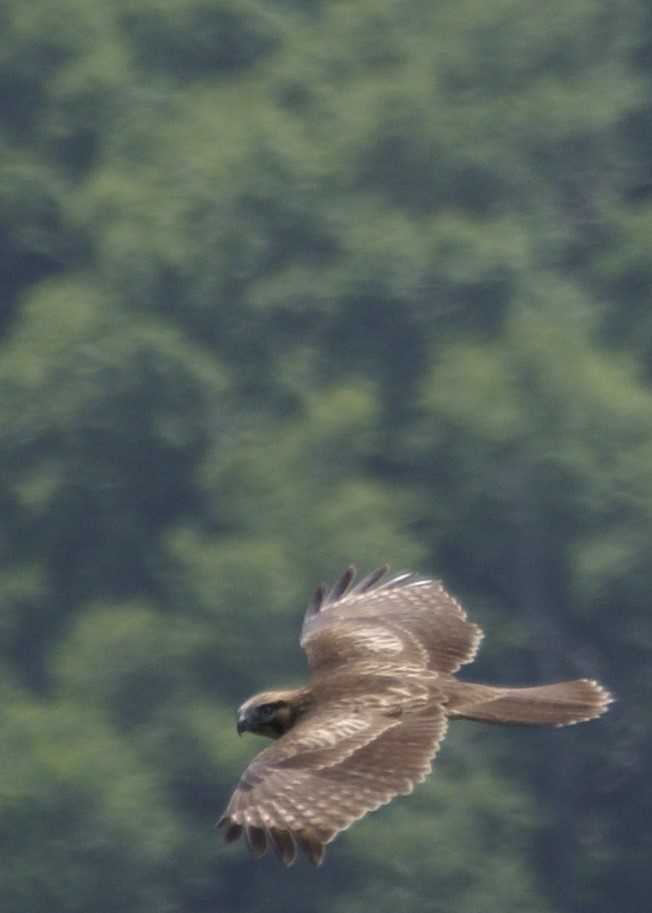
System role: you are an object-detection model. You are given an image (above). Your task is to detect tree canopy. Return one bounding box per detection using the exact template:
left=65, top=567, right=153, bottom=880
left=1, top=1, right=649, bottom=911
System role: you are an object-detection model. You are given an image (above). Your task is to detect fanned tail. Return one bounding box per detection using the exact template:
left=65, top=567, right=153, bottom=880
left=448, top=678, right=613, bottom=727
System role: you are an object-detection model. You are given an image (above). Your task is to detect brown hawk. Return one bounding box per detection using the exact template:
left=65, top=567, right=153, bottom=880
left=218, top=566, right=612, bottom=865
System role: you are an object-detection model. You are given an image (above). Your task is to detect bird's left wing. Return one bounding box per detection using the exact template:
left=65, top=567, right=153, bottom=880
left=301, top=566, right=483, bottom=677
left=218, top=701, right=447, bottom=865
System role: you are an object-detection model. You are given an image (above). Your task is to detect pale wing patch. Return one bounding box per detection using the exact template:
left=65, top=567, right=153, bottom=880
left=302, top=620, right=422, bottom=675
left=291, top=714, right=372, bottom=751
left=349, top=625, right=404, bottom=654
left=306, top=624, right=406, bottom=656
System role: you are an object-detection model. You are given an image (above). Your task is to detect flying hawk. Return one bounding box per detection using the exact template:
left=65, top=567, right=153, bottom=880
left=218, top=566, right=612, bottom=865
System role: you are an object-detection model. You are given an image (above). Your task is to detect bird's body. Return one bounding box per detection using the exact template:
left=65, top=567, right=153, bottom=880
left=219, top=566, right=612, bottom=866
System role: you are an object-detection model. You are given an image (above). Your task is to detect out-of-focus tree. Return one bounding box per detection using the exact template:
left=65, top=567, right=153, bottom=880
left=412, top=300, right=652, bottom=912
left=1, top=0, right=650, bottom=911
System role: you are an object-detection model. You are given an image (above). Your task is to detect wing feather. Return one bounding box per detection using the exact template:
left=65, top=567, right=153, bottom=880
left=219, top=567, right=464, bottom=864
left=352, top=564, right=389, bottom=594
left=328, top=565, right=356, bottom=602
left=301, top=567, right=483, bottom=675
left=219, top=701, right=448, bottom=865
left=268, top=827, right=297, bottom=866
left=245, top=825, right=267, bottom=858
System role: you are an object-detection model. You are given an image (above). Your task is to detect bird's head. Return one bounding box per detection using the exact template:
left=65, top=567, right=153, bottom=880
left=236, top=689, right=305, bottom=740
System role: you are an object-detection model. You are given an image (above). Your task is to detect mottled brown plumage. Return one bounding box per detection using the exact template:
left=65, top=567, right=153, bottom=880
left=218, top=566, right=612, bottom=866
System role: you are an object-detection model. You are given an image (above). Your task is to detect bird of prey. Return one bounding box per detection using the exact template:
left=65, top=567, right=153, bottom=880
left=218, top=566, right=612, bottom=866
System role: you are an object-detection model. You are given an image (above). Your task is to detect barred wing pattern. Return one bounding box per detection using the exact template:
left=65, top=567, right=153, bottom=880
left=219, top=567, right=468, bottom=865
left=218, top=702, right=448, bottom=866
left=301, top=566, right=484, bottom=676
left=219, top=567, right=612, bottom=864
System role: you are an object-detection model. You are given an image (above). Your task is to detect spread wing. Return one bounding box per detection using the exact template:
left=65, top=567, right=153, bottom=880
left=218, top=567, right=473, bottom=864
left=218, top=700, right=448, bottom=866
left=301, top=566, right=483, bottom=677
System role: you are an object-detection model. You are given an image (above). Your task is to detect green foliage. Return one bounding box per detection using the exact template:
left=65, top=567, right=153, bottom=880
left=1, top=690, right=179, bottom=913
left=118, top=0, right=282, bottom=78
left=1, top=1, right=650, bottom=912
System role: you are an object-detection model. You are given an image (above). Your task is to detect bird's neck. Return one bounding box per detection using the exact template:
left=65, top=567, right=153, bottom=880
left=274, top=686, right=315, bottom=736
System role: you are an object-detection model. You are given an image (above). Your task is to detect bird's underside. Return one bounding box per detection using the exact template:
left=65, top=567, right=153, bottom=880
left=218, top=566, right=613, bottom=866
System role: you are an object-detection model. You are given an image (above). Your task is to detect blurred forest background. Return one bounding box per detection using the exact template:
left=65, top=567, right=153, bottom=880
left=1, top=1, right=650, bottom=911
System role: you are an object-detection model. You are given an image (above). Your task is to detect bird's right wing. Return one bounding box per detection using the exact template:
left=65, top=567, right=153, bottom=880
left=217, top=701, right=448, bottom=865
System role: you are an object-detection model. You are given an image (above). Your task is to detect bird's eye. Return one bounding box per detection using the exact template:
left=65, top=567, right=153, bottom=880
left=258, top=703, right=280, bottom=720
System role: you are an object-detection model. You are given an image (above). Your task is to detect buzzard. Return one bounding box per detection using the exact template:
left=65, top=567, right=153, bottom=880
left=218, top=566, right=612, bottom=865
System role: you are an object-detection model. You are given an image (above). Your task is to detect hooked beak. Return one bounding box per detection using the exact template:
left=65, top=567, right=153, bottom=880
left=236, top=715, right=248, bottom=736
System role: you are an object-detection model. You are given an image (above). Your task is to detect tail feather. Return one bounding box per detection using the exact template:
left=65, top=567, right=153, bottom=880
left=448, top=678, right=613, bottom=727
